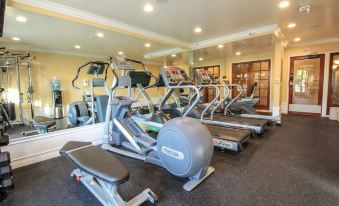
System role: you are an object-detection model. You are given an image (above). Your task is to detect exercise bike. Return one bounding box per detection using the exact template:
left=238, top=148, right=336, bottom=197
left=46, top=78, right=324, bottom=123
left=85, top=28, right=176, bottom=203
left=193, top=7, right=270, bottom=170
left=101, top=56, right=215, bottom=192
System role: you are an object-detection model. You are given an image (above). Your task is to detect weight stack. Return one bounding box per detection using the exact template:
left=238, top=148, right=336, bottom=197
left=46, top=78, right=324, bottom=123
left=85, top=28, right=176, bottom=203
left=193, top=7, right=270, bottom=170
left=0, top=133, right=14, bottom=202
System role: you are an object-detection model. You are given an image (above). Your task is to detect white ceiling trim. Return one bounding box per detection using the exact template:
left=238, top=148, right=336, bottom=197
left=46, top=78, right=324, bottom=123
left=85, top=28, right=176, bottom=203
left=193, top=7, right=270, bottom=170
left=8, top=0, right=191, bottom=48
left=2, top=44, right=163, bottom=65
left=274, top=27, right=288, bottom=48
left=190, top=24, right=278, bottom=50
left=144, top=47, right=185, bottom=59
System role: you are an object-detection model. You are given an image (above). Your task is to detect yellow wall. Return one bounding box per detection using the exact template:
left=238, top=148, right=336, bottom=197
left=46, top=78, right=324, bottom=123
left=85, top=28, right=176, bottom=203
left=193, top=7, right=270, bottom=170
left=4, top=51, right=161, bottom=121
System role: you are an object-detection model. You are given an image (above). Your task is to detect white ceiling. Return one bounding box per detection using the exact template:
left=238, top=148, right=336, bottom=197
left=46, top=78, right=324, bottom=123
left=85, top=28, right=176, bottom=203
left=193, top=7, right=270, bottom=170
left=46, top=0, right=339, bottom=45
left=1, top=7, right=171, bottom=62
left=2, top=0, right=339, bottom=63
left=193, top=34, right=274, bottom=61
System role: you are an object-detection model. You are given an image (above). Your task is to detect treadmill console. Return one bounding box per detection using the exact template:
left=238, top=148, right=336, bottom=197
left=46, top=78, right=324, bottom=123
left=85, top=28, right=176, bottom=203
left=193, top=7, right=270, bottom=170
left=160, top=67, right=192, bottom=86
left=194, top=69, right=213, bottom=84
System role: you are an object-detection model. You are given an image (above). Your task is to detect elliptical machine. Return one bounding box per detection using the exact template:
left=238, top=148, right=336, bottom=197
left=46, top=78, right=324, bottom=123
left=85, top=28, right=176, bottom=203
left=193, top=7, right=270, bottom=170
left=68, top=61, right=110, bottom=126
left=101, top=56, right=215, bottom=191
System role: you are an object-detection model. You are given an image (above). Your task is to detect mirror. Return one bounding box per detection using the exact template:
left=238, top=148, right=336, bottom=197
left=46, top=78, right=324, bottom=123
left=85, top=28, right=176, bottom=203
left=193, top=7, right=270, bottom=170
left=0, top=7, right=173, bottom=139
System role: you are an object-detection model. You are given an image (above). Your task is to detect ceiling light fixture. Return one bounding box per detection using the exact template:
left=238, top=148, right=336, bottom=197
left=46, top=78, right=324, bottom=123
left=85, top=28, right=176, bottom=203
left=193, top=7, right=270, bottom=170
left=333, top=65, right=338, bottom=69
left=334, top=60, right=339, bottom=65
left=288, top=23, right=296, bottom=28
left=199, top=58, right=203, bottom=61
left=171, top=54, right=176, bottom=57
left=143, top=4, right=154, bottom=12
left=194, top=27, right=202, bottom=33
left=16, top=16, right=27, bottom=22
left=218, top=45, right=224, bottom=48
left=118, top=51, right=124, bottom=55
left=294, top=37, right=301, bottom=42
left=145, top=43, right=151, bottom=48
left=279, top=1, right=290, bottom=8
left=12, top=37, right=20, bottom=41
left=236, top=52, right=241, bottom=56
left=96, top=32, right=104, bottom=38
left=74, top=45, right=81, bottom=49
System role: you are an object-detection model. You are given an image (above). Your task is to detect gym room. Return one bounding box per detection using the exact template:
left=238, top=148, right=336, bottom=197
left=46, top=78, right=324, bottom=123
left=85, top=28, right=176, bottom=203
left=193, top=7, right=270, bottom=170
left=0, top=0, right=338, bottom=205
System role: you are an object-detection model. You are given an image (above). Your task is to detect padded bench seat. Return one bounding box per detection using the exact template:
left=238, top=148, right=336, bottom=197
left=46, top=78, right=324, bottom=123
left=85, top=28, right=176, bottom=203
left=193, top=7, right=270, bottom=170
left=60, top=141, right=130, bottom=184
left=33, top=116, right=56, bottom=128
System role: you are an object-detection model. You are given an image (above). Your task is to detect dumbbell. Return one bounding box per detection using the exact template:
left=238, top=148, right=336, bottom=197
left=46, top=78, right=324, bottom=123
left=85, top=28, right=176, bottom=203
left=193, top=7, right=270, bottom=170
left=0, top=135, right=9, bottom=146
left=0, top=152, right=10, bottom=167
left=0, top=177, right=14, bottom=191
left=0, top=165, right=12, bottom=179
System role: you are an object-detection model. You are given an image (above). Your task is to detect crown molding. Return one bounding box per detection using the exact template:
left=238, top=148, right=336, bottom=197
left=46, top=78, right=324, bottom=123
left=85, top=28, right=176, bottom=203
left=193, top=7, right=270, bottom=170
left=7, top=0, right=191, bottom=49
left=2, top=43, right=162, bottom=65
left=274, top=27, right=288, bottom=48
left=190, top=24, right=278, bottom=50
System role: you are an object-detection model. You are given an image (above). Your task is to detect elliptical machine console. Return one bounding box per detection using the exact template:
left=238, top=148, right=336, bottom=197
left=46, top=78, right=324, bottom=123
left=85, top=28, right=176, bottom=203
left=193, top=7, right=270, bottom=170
left=68, top=61, right=109, bottom=126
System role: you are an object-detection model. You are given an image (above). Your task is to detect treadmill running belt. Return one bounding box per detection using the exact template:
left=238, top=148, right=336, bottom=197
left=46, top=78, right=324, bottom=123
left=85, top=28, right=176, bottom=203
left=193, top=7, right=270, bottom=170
left=213, top=115, right=268, bottom=127
left=206, top=124, right=250, bottom=142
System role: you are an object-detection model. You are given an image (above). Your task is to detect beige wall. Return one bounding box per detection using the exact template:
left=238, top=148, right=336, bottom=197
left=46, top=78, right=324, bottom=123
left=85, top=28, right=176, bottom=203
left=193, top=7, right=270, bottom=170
left=4, top=51, right=161, bottom=121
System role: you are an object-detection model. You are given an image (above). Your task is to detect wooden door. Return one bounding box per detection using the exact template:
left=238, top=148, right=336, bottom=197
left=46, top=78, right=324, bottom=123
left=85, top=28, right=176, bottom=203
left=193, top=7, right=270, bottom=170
left=288, top=54, right=325, bottom=115
left=327, top=52, right=339, bottom=114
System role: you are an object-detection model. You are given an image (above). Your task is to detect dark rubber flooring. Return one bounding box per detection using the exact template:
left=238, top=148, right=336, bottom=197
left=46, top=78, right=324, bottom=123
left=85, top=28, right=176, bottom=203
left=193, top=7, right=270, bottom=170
left=2, top=115, right=339, bottom=206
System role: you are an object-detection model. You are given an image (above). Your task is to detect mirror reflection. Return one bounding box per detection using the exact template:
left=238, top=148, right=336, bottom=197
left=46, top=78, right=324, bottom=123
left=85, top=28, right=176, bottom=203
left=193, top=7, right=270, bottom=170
left=0, top=7, right=174, bottom=139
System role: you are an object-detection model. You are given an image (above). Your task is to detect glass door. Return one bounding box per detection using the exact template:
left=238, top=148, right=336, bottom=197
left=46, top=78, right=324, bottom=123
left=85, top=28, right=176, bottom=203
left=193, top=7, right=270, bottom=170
left=327, top=52, right=339, bottom=114
left=232, top=59, right=271, bottom=110
left=289, top=55, right=325, bottom=115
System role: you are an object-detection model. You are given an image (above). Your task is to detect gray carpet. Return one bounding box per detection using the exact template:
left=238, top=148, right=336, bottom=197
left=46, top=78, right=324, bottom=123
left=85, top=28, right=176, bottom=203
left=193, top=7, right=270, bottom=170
left=2, top=115, right=339, bottom=206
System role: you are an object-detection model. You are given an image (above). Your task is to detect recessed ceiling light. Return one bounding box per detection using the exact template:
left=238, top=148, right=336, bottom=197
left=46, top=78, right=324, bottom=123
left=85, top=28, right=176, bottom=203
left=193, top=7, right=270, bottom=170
left=294, top=37, right=301, bottom=42
left=333, top=65, right=338, bottom=69
left=218, top=45, right=224, bottom=48
left=279, top=1, right=290, bottom=8
left=334, top=60, right=339, bottom=64
left=236, top=52, right=241, bottom=56
left=16, top=16, right=27, bottom=22
left=145, top=43, right=151, bottom=48
left=96, top=32, right=104, bottom=38
left=143, top=4, right=154, bottom=12
left=74, top=45, right=81, bottom=49
left=194, top=27, right=202, bottom=33
left=199, top=58, right=203, bottom=61
left=171, top=54, right=176, bottom=57
left=12, top=37, right=20, bottom=41
left=118, top=51, right=124, bottom=55
left=288, top=23, right=296, bottom=28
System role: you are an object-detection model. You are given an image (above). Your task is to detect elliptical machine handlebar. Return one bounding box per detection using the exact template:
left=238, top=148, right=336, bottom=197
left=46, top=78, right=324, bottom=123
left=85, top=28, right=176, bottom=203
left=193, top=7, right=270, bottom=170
left=71, top=61, right=109, bottom=97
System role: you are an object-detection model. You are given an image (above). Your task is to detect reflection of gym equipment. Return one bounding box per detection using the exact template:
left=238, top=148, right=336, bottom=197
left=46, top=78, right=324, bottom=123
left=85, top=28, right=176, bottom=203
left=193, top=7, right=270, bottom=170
left=51, top=78, right=63, bottom=119
left=101, top=57, right=215, bottom=192
left=68, top=61, right=109, bottom=126
left=60, top=141, right=157, bottom=206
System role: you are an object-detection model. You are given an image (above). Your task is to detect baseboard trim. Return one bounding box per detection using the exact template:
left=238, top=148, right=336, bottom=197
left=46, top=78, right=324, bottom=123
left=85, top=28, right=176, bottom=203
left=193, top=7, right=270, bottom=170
left=3, top=123, right=105, bottom=169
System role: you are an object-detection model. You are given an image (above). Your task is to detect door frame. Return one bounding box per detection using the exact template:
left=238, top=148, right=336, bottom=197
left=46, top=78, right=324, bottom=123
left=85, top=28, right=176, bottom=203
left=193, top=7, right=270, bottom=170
left=231, top=59, right=271, bottom=110
left=327, top=52, right=339, bottom=114
left=288, top=54, right=325, bottom=115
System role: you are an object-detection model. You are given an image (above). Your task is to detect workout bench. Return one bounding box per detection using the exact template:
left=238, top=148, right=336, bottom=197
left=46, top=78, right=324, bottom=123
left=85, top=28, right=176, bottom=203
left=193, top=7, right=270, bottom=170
left=59, top=141, right=157, bottom=206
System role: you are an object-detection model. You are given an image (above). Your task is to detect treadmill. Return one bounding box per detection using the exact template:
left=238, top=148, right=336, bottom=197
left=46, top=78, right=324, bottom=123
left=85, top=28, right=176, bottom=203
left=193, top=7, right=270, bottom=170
left=159, top=67, right=251, bottom=152
left=193, top=68, right=268, bottom=134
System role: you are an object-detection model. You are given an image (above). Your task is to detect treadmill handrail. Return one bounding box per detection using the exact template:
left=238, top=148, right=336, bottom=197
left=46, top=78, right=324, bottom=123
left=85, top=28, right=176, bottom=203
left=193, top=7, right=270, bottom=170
left=197, top=84, right=220, bottom=122
left=223, top=83, right=243, bottom=116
